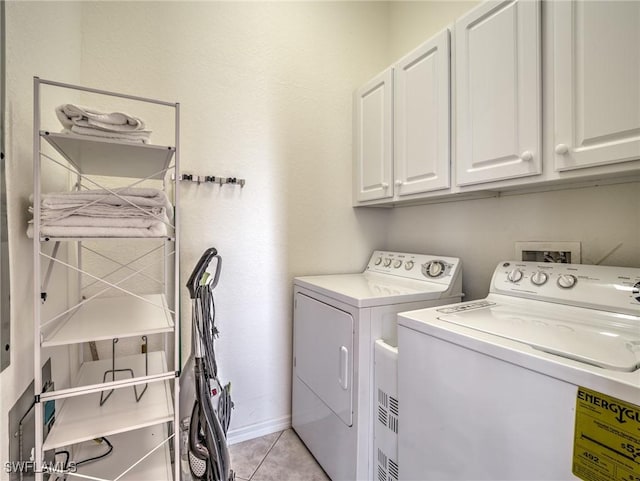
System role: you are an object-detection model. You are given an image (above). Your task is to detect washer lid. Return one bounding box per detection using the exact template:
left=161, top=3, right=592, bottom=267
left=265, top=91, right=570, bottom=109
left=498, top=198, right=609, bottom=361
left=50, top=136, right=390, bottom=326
left=295, top=272, right=454, bottom=308
left=437, top=303, right=640, bottom=372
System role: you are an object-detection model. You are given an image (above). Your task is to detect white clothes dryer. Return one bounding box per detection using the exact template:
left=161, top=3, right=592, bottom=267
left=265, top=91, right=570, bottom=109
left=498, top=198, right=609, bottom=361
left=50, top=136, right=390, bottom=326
left=292, top=251, right=463, bottom=481
left=398, top=261, right=640, bottom=481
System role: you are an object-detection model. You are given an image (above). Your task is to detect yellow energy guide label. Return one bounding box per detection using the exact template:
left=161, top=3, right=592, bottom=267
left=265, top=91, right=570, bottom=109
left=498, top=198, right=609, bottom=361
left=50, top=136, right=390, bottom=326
left=573, top=387, right=640, bottom=481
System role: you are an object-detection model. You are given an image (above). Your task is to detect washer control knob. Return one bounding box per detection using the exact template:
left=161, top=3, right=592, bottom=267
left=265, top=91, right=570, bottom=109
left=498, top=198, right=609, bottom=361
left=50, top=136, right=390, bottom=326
left=405, top=260, right=414, bottom=270
left=632, top=282, right=640, bottom=302
left=507, top=268, right=523, bottom=283
left=393, top=260, right=402, bottom=269
left=557, top=274, right=577, bottom=289
left=423, top=261, right=445, bottom=278
left=531, top=271, right=548, bottom=286
left=374, top=256, right=383, bottom=266
left=383, top=258, right=392, bottom=267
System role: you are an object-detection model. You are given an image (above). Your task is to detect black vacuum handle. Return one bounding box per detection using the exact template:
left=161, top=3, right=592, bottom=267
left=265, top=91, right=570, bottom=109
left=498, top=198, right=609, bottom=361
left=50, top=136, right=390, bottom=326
left=187, top=247, right=222, bottom=299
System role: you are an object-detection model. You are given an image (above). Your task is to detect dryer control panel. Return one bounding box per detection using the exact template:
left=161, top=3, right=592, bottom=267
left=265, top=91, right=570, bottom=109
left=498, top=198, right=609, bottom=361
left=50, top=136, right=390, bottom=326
left=492, top=261, right=640, bottom=316
left=366, top=251, right=461, bottom=286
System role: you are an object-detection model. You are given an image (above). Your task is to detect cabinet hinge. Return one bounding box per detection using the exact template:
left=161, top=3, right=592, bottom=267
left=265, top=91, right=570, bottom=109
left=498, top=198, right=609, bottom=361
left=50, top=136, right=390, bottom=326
left=34, top=394, right=41, bottom=403
left=40, top=292, right=47, bottom=303
left=175, top=371, right=180, bottom=378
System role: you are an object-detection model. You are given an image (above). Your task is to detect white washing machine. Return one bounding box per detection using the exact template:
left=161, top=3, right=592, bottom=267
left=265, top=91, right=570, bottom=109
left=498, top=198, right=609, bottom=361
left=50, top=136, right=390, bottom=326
left=398, top=261, right=640, bottom=481
left=292, top=251, right=463, bottom=481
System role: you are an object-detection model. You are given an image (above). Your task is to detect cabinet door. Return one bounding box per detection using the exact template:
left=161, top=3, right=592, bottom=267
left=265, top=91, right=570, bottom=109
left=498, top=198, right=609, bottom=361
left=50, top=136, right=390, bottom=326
left=553, top=1, right=640, bottom=171
left=455, top=0, right=541, bottom=186
left=354, top=69, right=394, bottom=202
left=395, top=29, right=451, bottom=196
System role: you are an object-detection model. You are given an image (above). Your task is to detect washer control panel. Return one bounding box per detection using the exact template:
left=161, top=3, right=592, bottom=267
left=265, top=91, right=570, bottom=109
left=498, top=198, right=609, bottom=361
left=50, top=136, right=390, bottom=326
left=367, top=251, right=461, bottom=284
left=492, top=261, right=640, bottom=315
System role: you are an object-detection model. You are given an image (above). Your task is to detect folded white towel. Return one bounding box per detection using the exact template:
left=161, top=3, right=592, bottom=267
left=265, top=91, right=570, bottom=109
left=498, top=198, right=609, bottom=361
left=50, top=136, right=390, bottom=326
left=29, top=188, right=173, bottom=238
left=36, top=187, right=172, bottom=211
left=56, top=104, right=147, bottom=132
left=33, top=205, right=167, bottom=222
left=27, top=221, right=168, bottom=239
left=31, top=214, right=170, bottom=229
left=66, top=127, right=150, bottom=144
left=56, top=104, right=152, bottom=144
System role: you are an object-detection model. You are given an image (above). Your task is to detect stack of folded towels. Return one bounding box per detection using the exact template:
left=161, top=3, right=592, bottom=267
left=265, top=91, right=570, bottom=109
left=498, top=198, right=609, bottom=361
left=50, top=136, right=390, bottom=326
left=28, top=187, right=172, bottom=238
left=56, top=104, right=152, bottom=144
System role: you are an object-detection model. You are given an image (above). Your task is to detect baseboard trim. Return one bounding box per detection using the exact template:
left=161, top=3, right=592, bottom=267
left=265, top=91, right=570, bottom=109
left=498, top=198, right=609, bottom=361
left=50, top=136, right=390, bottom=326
left=227, top=415, right=292, bottom=445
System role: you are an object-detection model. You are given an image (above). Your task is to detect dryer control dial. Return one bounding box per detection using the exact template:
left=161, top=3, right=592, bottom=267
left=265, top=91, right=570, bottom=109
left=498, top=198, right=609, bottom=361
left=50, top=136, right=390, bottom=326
left=375, top=256, right=383, bottom=266
left=383, top=258, right=392, bottom=267
left=507, top=268, right=523, bottom=283
left=557, top=274, right=577, bottom=289
left=422, top=261, right=445, bottom=278
left=633, top=282, right=640, bottom=303
left=531, top=271, right=548, bottom=286
left=393, top=260, right=403, bottom=269
left=405, top=260, right=414, bottom=270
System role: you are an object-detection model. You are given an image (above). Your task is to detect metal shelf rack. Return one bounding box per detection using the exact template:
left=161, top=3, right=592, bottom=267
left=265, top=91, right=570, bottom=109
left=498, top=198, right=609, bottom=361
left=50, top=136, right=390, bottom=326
left=32, top=77, right=180, bottom=481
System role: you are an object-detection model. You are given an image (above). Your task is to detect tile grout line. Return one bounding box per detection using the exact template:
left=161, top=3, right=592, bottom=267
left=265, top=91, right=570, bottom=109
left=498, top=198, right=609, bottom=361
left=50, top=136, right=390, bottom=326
left=248, top=430, right=285, bottom=481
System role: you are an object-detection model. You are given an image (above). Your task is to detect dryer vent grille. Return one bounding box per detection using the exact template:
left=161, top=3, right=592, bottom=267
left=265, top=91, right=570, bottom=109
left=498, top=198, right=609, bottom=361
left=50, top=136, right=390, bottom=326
left=389, top=396, right=398, bottom=417
left=379, top=388, right=388, bottom=407
left=378, top=404, right=388, bottom=426
left=378, top=448, right=388, bottom=481
left=375, top=341, right=399, bottom=481
left=389, top=459, right=399, bottom=480
left=377, top=448, right=398, bottom=481
left=377, top=389, right=399, bottom=434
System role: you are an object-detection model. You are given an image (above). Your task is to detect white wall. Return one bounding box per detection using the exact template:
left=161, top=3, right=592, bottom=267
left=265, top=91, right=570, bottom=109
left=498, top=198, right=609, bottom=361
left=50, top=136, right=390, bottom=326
left=384, top=1, right=640, bottom=300
left=388, top=0, right=479, bottom=59
left=1, top=2, right=82, bottom=478
left=386, top=183, right=640, bottom=300
left=77, top=1, right=390, bottom=440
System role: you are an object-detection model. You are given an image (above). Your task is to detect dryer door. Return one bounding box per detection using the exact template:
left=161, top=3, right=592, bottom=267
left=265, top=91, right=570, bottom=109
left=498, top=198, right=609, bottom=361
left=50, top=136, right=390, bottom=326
left=294, top=293, right=354, bottom=426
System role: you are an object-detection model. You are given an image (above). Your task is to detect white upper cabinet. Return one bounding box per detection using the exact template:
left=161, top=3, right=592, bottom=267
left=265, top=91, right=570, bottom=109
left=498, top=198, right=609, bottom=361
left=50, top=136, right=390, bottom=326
left=394, top=29, right=451, bottom=196
left=455, top=0, right=542, bottom=186
left=553, top=1, right=640, bottom=171
left=354, top=68, right=394, bottom=202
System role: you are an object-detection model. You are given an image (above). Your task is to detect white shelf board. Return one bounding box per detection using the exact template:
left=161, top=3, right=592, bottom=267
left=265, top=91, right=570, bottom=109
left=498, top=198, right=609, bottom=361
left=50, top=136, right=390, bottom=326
left=41, top=131, right=175, bottom=180
left=43, top=352, right=174, bottom=450
left=42, top=294, right=174, bottom=347
left=67, top=425, right=172, bottom=481
left=40, top=236, right=175, bottom=242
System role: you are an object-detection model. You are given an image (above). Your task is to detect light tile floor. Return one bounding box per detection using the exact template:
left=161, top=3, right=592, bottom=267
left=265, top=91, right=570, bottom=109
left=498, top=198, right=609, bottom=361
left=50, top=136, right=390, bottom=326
left=230, top=429, right=329, bottom=481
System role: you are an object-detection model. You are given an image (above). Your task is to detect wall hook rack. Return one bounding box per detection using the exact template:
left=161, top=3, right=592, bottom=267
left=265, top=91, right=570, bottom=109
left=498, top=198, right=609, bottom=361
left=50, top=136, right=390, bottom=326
left=174, top=173, right=245, bottom=187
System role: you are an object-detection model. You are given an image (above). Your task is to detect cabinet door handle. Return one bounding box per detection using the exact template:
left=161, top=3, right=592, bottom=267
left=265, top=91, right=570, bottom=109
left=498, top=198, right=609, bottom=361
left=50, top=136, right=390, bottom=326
left=338, top=346, right=349, bottom=390
left=395, top=180, right=403, bottom=186
left=555, top=144, right=569, bottom=155
left=381, top=182, right=389, bottom=189
left=521, top=151, right=534, bottom=162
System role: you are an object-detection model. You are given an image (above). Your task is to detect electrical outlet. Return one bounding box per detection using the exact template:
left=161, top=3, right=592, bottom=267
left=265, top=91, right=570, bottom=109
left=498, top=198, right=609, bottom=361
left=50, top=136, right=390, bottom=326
left=515, top=241, right=581, bottom=264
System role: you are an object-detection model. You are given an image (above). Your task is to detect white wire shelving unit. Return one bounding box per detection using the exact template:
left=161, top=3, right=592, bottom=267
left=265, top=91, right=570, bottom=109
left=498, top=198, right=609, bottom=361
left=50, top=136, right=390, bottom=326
left=32, top=77, right=180, bottom=481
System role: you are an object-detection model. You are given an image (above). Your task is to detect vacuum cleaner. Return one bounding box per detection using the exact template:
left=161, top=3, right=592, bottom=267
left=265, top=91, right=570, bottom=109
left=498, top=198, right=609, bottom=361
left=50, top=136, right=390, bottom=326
left=180, top=248, right=234, bottom=481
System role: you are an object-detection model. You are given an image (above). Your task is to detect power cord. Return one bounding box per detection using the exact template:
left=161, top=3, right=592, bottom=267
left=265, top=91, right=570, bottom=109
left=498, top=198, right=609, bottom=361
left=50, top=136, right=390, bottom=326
left=75, top=437, right=113, bottom=466
left=53, top=436, right=113, bottom=478
left=54, top=450, right=70, bottom=471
